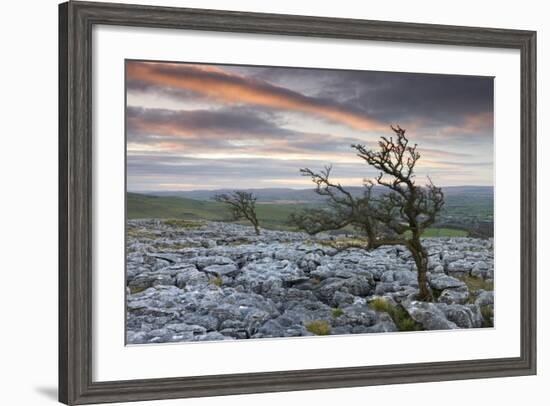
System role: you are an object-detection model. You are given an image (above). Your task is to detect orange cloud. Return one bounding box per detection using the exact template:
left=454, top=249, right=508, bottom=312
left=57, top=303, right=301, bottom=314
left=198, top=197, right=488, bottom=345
left=439, top=112, right=494, bottom=137
left=463, top=111, right=494, bottom=132
left=126, top=62, right=385, bottom=132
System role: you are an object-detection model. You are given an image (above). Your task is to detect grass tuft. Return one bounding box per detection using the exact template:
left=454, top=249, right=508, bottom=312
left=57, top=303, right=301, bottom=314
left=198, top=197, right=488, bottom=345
left=368, top=298, right=422, bottom=332
left=163, top=219, right=204, bottom=229
left=305, top=320, right=331, bottom=335
left=129, top=286, right=147, bottom=294
left=209, top=276, right=223, bottom=287
left=369, top=297, right=392, bottom=312
left=318, top=238, right=367, bottom=250
left=460, top=275, right=494, bottom=292
left=331, top=308, right=344, bottom=318
left=157, top=242, right=194, bottom=250
left=126, top=228, right=158, bottom=240
left=480, top=305, right=494, bottom=327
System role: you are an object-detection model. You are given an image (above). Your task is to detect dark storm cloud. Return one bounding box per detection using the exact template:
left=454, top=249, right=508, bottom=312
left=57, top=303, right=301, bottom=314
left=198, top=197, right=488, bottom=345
left=340, top=72, right=494, bottom=128
left=244, top=66, right=494, bottom=129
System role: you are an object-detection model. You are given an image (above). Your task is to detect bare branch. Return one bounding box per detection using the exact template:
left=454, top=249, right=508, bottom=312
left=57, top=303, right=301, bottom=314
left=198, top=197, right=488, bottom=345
left=292, top=125, right=444, bottom=301
left=214, top=191, right=261, bottom=235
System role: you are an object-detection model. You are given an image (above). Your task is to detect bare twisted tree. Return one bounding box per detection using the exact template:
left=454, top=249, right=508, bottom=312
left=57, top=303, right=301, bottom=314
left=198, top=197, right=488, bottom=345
left=214, top=191, right=261, bottom=235
left=291, top=125, right=444, bottom=301
left=289, top=165, right=378, bottom=239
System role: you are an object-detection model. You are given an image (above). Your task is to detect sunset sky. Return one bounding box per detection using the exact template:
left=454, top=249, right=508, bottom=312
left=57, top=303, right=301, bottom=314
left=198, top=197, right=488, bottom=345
left=126, top=60, right=494, bottom=191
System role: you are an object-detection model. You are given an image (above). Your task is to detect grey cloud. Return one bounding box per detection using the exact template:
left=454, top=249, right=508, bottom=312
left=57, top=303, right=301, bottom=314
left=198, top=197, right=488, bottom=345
left=232, top=65, right=494, bottom=128
left=127, top=106, right=294, bottom=138
left=126, top=61, right=493, bottom=190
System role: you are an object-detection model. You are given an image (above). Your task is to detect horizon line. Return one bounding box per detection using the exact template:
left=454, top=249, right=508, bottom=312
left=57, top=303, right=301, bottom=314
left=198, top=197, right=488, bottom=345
left=128, top=184, right=494, bottom=193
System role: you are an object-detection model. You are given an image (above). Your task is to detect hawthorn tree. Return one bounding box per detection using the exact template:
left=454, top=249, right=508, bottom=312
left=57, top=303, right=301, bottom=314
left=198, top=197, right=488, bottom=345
left=214, top=191, right=261, bottom=235
left=291, top=125, right=444, bottom=301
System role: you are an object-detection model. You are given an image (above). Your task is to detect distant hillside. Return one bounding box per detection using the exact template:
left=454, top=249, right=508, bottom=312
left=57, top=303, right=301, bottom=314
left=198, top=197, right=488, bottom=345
left=126, top=192, right=318, bottom=230
left=143, top=185, right=494, bottom=204
left=137, top=186, right=493, bottom=224
left=127, top=185, right=493, bottom=237
left=146, top=187, right=324, bottom=203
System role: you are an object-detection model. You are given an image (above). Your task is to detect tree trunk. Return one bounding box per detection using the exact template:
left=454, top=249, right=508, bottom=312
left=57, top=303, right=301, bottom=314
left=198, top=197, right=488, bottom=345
left=408, top=236, right=432, bottom=302
left=251, top=219, right=260, bottom=235
left=365, top=223, right=377, bottom=250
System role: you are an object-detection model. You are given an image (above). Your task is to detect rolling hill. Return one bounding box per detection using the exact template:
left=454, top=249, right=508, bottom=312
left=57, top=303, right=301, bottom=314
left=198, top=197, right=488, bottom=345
left=126, top=186, right=493, bottom=237
left=127, top=192, right=317, bottom=230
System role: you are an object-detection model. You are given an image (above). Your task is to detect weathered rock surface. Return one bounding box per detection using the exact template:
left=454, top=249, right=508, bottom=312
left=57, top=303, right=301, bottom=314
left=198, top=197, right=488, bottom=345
left=404, top=301, right=458, bottom=330
left=126, top=220, right=494, bottom=344
left=438, top=286, right=470, bottom=305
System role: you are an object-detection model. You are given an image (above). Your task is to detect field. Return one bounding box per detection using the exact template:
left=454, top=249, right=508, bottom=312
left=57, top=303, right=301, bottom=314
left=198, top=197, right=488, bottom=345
left=127, top=192, right=314, bottom=230
left=127, top=192, right=472, bottom=237
left=439, top=186, right=494, bottom=222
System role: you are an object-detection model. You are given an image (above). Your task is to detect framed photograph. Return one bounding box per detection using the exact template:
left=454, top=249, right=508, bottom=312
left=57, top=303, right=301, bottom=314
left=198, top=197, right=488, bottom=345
left=59, top=1, right=536, bottom=404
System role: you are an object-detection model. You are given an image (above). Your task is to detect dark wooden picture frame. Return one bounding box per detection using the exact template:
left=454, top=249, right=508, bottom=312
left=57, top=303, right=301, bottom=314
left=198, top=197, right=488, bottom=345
left=59, top=1, right=536, bottom=404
